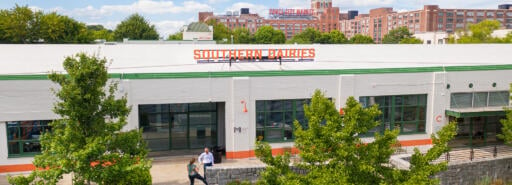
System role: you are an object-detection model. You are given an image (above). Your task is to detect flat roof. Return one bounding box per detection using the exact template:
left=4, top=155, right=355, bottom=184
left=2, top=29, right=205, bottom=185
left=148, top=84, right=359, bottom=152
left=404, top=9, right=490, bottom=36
left=0, top=44, right=511, bottom=79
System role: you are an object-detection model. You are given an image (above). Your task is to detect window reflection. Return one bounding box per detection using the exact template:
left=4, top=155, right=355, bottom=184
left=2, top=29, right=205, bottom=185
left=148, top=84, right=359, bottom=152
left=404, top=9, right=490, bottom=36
left=7, top=120, right=51, bottom=156
left=256, top=99, right=310, bottom=142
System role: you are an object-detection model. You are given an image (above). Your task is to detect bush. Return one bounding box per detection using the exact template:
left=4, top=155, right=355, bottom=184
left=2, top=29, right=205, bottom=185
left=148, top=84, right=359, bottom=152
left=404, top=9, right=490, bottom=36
left=102, top=167, right=152, bottom=185
left=227, top=180, right=252, bottom=185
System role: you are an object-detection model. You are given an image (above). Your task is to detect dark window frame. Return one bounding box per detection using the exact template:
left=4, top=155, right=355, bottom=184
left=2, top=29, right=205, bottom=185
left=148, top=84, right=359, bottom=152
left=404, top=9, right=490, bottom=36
left=7, top=120, right=51, bottom=158
left=256, top=99, right=310, bottom=143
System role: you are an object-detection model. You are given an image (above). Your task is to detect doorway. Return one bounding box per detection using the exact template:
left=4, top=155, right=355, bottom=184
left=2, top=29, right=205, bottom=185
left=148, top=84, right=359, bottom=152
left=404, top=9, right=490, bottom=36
left=449, top=116, right=505, bottom=148
left=139, top=102, right=224, bottom=151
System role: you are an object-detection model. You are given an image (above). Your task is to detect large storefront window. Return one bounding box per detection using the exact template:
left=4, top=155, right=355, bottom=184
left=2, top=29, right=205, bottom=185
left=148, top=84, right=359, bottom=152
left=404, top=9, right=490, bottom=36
left=7, top=120, right=51, bottom=157
left=449, top=116, right=505, bottom=148
left=139, top=103, right=218, bottom=151
left=450, top=91, right=510, bottom=108
left=256, top=99, right=310, bottom=142
left=359, top=94, right=427, bottom=135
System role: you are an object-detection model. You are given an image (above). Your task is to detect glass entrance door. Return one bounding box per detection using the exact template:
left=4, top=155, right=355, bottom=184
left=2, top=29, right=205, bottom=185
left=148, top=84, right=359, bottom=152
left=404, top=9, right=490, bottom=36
left=449, top=116, right=505, bottom=148
left=140, top=103, right=218, bottom=151
left=170, top=113, right=188, bottom=149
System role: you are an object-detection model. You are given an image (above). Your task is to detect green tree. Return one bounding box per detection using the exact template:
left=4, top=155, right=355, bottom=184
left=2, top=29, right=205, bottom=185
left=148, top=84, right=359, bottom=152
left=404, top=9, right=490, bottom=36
left=453, top=20, right=506, bottom=43
left=349, top=34, right=375, bottom=44
left=39, top=12, right=92, bottom=43
left=167, top=31, right=183, bottom=40
left=288, top=28, right=321, bottom=44
left=382, top=27, right=416, bottom=44
left=8, top=53, right=151, bottom=185
left=399, top=37, right=423, bottom=44
left=114, top=14, right=159, bottom=40
left=206, top=19, right=232, bottom=43
left=0, top=5, right=39, bottom=43
left=255, top=90, right=457, bottom=185
left=254, top=25, right=285, bottom=44
left=325, top=30, right=348, bottom=44
left=499, top=85, right=512, bottom=145
left=232, top=28, right=253, bottom=44
left=88, top=25, right=115, bottom=41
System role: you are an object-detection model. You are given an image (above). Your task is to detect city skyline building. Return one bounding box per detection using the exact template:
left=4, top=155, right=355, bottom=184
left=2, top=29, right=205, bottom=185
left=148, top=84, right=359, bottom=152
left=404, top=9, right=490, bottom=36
left=200, top=1, right=512, bottom=43
left=198, top=0, right=340, bottom=39
left=340, top=5, right=512, bottom=43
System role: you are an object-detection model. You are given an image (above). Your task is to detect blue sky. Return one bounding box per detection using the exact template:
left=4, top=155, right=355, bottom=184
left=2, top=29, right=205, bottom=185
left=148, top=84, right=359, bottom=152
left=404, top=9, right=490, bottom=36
left=0, top=0, right=509, bottom=37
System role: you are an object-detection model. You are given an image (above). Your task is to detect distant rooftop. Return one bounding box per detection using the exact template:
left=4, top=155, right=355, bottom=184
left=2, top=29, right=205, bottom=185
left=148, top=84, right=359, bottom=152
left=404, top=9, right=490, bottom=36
left=186, top=22, right=211, bottom=32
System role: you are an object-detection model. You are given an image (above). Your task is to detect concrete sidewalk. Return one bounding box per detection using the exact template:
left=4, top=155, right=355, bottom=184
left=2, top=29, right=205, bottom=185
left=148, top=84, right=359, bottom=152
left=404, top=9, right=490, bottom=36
left=0, top=156, right=264, bottom=185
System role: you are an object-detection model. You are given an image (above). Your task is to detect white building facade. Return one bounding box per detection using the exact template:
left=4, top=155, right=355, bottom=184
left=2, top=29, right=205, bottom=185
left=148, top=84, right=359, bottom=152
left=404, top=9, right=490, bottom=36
left=0, top=44, right=511, bottom=171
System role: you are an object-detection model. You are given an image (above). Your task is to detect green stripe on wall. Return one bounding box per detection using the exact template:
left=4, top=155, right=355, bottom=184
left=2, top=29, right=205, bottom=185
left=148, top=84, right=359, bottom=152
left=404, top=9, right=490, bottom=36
left=0, top=64, right=511, bottom=80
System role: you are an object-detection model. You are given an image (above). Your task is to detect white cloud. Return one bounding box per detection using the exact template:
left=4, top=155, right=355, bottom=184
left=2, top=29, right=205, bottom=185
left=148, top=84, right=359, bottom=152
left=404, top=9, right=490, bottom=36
left=28, top=6, right=43, bottom=12
left=208, top=0, right=230, bottom=4
left=55, top=0, right=212, bottom=20
left=154, top=20, right=188, bottom=38
left=225, top=2, right=268, bottom=17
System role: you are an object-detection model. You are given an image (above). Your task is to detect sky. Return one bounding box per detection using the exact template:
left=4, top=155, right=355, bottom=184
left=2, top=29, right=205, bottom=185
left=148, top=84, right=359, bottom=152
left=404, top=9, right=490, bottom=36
left=1, top=0, right=511, bottom=38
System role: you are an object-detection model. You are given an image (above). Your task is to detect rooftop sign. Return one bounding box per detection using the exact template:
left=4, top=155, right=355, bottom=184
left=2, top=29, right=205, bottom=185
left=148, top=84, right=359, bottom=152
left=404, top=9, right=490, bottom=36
left=194, top=48, right=315, bottom=64
left=269, top=9, right=315, bottom=17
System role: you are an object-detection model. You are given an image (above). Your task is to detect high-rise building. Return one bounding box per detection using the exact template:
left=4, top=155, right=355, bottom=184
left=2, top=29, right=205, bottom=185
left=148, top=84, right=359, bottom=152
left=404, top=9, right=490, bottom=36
left=340, top=5, right=512, bottom=43
left=198, top=0, right=340, bottom=39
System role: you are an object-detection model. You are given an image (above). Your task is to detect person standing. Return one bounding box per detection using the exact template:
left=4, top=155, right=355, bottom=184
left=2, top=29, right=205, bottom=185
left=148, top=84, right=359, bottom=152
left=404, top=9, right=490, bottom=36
left=187, top=158, right=208, bottom=185
left=198, top=147, right=214, bottom=176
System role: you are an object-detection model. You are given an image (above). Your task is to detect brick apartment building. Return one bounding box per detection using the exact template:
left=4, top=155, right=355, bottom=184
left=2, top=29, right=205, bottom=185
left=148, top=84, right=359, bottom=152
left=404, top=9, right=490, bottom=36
left=198, top=0, right=340, bottom=39
left=340, top=5, right=512, bottom=43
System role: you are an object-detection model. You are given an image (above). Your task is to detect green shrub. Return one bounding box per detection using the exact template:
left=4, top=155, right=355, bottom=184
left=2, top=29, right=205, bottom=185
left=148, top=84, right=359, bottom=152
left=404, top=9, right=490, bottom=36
left=227, top=180, right=252, bottom=185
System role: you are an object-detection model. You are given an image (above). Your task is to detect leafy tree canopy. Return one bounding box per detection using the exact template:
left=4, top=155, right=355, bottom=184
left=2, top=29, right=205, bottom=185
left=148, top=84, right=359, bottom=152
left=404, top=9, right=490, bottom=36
left=255, top=89, right=457, bottom=185
left=206, top=19, right=232, bottom=43
left=349, top=34, right=375, bottom=44
left=8, top=53, right=152, bottom=185
left=232, top=28, right=253, bottom=44
left=114, top=14, right=159, bottom=40
left=499, top=85, right=512, bottom=145
left=254, top=25, right=285, bottom=44
left=288, top=28, right=347, bottom=44
left=399, top=37, right=423, bottom=44
left=450, top=20, right=511, bottom=44
left=167, top=31, right=183, bottom=40
left=382, top=27, right=421, bottom=44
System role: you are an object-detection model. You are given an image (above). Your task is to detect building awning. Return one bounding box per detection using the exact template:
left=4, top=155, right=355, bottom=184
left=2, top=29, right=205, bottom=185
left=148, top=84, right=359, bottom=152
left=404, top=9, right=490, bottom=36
left=446, top=107, right=508, bottom=118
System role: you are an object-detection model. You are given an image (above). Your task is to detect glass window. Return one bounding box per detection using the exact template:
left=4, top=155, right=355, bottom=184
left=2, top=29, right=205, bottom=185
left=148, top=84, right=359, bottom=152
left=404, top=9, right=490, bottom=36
left=450, top=91, right=509, bottom=108
left=473, top=92, right=488, bottom=108
left=256, top=99, right=310, bottom=142
left=360, top=94, right=427, bottom=135
left=7, top=120, right=51, bottom=157
left=489, top=91, right=510, bottom=107
left=451, top=93, right=473, bottom=108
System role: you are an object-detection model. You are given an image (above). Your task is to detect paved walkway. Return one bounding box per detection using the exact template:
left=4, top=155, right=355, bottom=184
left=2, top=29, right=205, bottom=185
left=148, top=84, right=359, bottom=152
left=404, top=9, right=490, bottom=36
left=0, top=155, right=264, bottom=185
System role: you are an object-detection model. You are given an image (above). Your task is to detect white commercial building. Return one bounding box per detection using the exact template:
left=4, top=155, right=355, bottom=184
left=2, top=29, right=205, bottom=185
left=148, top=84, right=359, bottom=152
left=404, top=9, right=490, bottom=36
left=413, top=32, right=449, bottom=45
left=1, top=44, right=511, bottom=171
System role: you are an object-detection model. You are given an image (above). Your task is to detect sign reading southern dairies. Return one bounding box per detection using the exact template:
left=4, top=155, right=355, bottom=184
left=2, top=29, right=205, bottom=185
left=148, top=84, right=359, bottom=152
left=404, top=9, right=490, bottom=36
left=194, top=48, right=315, bottom=64
left=269, top=9, right=315, bottom=16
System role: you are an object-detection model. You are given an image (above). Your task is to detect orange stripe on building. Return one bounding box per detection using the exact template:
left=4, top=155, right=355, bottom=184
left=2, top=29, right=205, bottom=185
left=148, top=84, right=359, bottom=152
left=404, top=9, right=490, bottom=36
left=399, top=139, right=432, bottom=146
left=226, top=139, right=432, bottom=159
left=0, top=164, right=35, bottom=173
